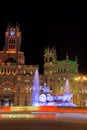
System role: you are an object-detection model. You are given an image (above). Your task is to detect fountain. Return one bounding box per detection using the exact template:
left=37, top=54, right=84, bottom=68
left=31, top=69, right=40, bottom=106
left=32, top=69, right=76, bottom=107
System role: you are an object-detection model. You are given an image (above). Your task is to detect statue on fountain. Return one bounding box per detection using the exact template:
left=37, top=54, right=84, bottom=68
left=32, top=69, right=76, bottom=107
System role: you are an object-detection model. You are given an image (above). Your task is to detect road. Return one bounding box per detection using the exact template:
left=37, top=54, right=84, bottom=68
left=0, top=118, right=87, bottom=130
left=0, top=112, right=87, bottom=130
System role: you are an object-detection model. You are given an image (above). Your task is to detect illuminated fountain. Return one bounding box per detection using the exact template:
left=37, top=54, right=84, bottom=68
left=32, top=69, right=40, bottom=106
left=54, top=79, right=76, bottom=107
left=32, top=69, right=76, bottom=107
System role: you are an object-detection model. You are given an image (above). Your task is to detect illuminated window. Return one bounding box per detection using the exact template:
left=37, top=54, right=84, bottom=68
left=49, top=71, right=52, bottom=74
left=60, top=85, right=63, bottom=92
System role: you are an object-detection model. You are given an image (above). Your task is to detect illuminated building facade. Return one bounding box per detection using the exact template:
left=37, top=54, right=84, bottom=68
left=43, top=47, right=87, bottom=107
left=0, top=24, right=87, bottom=107
left=0, top=24, right=38, bottom=106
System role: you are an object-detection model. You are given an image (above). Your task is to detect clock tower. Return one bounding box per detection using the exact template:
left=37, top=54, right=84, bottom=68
left=4, top=23, right=21, bottom=52
left=0, top=24, right=25, bottom=65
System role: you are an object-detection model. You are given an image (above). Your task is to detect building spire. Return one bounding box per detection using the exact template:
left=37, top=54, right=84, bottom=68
left=65, top=53, right=69, bottom=61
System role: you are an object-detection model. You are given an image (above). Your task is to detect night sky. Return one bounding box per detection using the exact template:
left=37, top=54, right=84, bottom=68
left=0, top=3, right=87, bottom=74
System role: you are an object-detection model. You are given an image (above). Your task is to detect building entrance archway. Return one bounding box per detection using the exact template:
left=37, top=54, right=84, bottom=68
left=0, top=81, right=15, bottom=106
